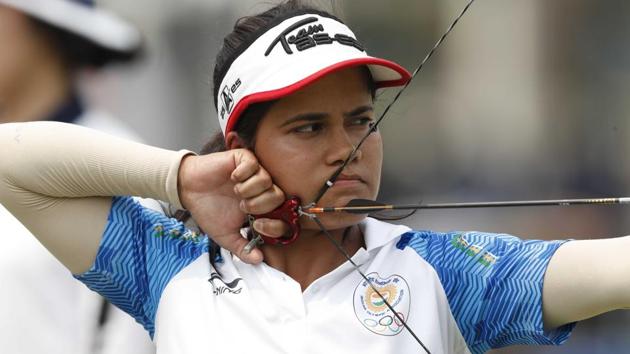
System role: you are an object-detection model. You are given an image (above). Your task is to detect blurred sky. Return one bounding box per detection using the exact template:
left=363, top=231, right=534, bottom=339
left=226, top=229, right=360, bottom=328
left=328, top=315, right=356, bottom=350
left=84, top=1, right=630, bottom=352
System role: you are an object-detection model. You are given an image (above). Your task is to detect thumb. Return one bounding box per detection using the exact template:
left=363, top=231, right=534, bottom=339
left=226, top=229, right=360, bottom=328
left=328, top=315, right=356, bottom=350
left=212, top=230, right=264, bottom=264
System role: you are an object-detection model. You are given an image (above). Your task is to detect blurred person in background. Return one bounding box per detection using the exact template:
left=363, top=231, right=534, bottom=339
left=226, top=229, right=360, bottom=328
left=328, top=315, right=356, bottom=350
left=0, top=0, right=155, bottom=353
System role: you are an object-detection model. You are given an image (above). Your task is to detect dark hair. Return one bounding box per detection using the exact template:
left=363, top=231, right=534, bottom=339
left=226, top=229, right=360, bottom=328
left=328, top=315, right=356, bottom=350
left=200, top=100, right=276, bottom=154
left=212, top=1, right=342, bottom=110
left=205, top=0, right=327, bottom=153
left=30, top=18, right=142, bottom=71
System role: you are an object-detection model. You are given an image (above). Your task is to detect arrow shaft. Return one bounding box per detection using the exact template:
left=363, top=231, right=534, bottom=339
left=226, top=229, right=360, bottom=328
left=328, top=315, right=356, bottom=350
left=303, top=197, right=630, bottom=214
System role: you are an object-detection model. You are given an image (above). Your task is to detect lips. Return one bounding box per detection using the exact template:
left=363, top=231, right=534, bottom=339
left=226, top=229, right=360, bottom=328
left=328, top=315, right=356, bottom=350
left=337, top=174, right=362, bottom=181
left=333, top=174, right=365, bottom=186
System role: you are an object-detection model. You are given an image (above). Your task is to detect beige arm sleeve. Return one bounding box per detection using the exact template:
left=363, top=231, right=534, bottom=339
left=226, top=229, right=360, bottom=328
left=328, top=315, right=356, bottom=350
left=543, top=236, right=630, bottom=329
left=0, top=122, right=193, bottom=273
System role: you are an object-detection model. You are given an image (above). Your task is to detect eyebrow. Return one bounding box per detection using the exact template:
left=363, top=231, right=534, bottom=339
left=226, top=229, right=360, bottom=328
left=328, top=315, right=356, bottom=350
left=344, top=105, right=373, bottom=118
left=280, top=105, right=374, bottom=127
left=280, top=112, right=327, bottom=127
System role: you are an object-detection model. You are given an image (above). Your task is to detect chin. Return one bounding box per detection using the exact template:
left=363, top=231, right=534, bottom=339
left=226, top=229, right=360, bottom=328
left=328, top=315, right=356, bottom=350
left=316, top=187, right=375, bottom=207
left=300, top=211, right=367, bottom=232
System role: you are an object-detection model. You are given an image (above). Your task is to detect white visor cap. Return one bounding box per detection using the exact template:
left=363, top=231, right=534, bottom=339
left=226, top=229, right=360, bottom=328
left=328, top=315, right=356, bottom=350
left=217, top=13, right=411, bottom=136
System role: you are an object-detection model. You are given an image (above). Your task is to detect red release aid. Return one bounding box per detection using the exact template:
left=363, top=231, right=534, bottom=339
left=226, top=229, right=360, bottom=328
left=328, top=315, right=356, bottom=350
left=255, top=197, right=301, bottom=245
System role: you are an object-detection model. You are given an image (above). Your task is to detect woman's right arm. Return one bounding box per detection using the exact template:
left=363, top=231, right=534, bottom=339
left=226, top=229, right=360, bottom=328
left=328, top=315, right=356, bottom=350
left=0, top=122, right=284, bottom=273
left=0, top=122, right=189, bottom=273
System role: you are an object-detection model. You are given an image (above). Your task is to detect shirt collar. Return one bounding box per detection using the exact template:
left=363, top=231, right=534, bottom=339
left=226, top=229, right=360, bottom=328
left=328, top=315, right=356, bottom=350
left=45, top=93, right=84, bottom=124
left=359, top=217, right=411, bottom=251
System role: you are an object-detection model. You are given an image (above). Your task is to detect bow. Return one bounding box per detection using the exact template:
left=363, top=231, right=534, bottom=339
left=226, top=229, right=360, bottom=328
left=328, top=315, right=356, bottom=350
left=247, top=2, right=630, bottom=352
left=249, top=1, right=477, bottom=352
left=305, top=2, right=473, bottom=352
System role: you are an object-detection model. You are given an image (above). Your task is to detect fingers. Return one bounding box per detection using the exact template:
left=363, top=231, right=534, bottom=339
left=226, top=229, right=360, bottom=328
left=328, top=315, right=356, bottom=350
left=214, top=217, right=289, bottom=265
left=231, top=149, right=260, bottom=183
left=233, top=166, right=272, bottom=198
left=239, top=185, right=285, bottom=215
left=253, top=218, right=290, bottom=239
left=231, top=150, right=285, bottom=215
left=210, top=148, right=288, bottom=263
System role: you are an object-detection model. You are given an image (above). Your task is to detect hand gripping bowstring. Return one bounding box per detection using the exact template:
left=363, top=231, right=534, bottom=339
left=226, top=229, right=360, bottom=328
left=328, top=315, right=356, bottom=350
left=301, top=1, right=477, bottom=353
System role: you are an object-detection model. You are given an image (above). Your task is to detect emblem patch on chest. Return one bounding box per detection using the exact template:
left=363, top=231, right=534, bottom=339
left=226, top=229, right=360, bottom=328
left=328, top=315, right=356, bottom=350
left=208, top=272, right=243, bottom=296
left=353, top=272, right=410, bottom=336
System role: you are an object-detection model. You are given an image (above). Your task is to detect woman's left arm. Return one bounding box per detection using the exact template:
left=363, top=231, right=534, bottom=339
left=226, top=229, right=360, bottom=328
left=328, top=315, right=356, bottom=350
left=543, top=237, right=630, bottom=329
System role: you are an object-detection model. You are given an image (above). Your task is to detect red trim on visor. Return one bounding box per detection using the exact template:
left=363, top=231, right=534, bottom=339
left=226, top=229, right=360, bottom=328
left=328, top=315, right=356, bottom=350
left=224, top=57, right=411, bottom=136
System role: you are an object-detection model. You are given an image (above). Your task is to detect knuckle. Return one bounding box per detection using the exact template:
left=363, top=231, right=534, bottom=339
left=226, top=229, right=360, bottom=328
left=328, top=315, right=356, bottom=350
left=248, top=158, right=260, bottom=171
left=245, top=163, right=260, bottom=176
left=257, top=167, right=270, bottom=180
left=243, top=198, right=259, bottom=213
left=242, top=148, right=255, bottom=158
left=261, top=177, right=273, bottom=190
left=272, top=187, right=285, bottom=200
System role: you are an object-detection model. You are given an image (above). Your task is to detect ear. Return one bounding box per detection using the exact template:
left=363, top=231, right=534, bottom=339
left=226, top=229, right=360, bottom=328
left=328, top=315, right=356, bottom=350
left=225, top=131, right=246, bottom=150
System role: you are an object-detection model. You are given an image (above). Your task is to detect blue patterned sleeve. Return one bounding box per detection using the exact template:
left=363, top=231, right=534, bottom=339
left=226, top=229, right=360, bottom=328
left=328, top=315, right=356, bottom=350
left=73, top=196, right=208, bottom=337
left=397, top=230, right=575, bottom=354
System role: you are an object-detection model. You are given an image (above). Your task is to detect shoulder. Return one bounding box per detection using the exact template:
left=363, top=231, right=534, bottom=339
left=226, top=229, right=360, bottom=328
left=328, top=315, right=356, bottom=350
left=391, top=229, right=572, bottom=352
left=360, top=219, right=442, bottom=283
left=76, top=196, right=209, bottom=336
left=382, top=227, right=568, bottom=286
left=398, top=229, right=563, bottom=260
left=362, top=217, right=566, bottom=269
left=360, top=217, right=411, bottom=251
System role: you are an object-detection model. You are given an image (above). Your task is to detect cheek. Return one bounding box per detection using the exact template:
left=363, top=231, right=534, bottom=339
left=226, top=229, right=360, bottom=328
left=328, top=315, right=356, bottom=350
left=254, top=129, right=384, bottom=203
left=255, top=141, right=324, bottom=199
left=363, top=134, right=383, bottom=190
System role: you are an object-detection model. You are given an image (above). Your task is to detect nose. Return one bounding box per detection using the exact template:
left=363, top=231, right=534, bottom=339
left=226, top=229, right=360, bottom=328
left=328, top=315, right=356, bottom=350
left=325, top=126, right=362, bottom=166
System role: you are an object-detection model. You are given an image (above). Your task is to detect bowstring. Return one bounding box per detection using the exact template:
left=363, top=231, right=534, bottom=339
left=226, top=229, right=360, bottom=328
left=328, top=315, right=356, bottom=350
left=303, top=1, right=477, bottom=352
left=311, top=0, right=476, bottom=205
left=309, top=216, right=431, bottom=353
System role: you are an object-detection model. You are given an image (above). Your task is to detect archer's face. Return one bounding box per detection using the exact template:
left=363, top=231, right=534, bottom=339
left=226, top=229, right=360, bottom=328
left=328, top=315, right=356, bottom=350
left=254, top=67, right=382, bottom=230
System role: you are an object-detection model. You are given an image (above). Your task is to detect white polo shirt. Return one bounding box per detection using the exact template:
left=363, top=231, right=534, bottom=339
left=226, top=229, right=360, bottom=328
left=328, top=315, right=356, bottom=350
left=76, top=197, right=575, bottom=354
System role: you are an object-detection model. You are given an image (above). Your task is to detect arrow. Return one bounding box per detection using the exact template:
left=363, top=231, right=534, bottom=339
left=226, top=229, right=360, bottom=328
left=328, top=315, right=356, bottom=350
left=303, top=197, right=630, bottom=214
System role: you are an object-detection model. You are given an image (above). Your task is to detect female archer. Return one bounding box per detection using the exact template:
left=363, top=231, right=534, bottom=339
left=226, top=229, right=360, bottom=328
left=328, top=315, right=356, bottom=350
left=1, top=1, right=629, bottom=353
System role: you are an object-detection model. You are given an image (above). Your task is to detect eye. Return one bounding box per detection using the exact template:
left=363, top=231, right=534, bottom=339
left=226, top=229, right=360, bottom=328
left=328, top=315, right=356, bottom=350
left=348, top=117, right=374, bottom=128
left=293, top=122, right=323, bottom=133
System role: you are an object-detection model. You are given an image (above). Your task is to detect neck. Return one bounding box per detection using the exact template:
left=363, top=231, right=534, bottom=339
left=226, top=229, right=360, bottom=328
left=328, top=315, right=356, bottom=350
left=0, top=56, right=71, bottom=123
left=262, top=224, right=364, bottom=291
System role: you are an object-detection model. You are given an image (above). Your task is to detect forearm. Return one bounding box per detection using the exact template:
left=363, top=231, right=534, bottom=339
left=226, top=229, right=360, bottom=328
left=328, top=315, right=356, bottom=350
left=542, top=236, right=630, bottom=329
left=0, top=122, right=188, bottom=205
left=0, top=122, right=192, bottom=273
